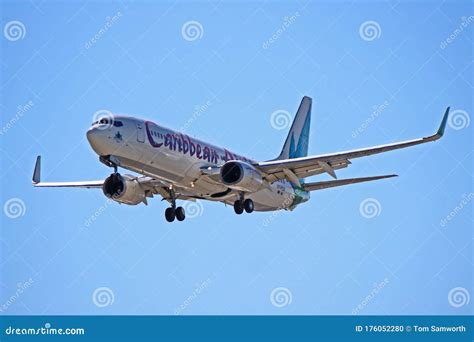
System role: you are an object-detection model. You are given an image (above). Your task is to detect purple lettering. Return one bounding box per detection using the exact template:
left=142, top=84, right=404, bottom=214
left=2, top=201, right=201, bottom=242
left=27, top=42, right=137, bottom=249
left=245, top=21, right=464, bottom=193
left=145, top=122, right=163, bottom=147
left=165, top=134, right=173, bottom=150
left=189, top=136, right=196, bottom=156
left=211, top=150, right=218, bottom=164
left=182, top=134, right=189, bottom=154
left=203, top=146, right=210, bottom=162
left=224, top=149, right=234, bottom=161
left=176, top=135, right=183, bottom=152
left=172, top=135, right=178, bottom=151
left=196, top=144, right=202, bottom=159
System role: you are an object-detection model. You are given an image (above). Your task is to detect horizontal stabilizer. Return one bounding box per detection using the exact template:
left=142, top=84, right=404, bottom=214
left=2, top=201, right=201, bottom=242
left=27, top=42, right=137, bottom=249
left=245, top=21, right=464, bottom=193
left=302, top=174, right=397, bottom=192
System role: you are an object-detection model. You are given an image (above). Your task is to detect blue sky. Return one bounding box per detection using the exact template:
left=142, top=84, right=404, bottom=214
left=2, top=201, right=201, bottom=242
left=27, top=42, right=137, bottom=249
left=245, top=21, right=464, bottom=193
left=0, top=0, right=472, bottom=315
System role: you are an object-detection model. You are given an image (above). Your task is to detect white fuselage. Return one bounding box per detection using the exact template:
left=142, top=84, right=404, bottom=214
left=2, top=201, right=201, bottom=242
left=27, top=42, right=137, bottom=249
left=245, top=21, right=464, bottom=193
left=86, top=115, right=309, bottom=211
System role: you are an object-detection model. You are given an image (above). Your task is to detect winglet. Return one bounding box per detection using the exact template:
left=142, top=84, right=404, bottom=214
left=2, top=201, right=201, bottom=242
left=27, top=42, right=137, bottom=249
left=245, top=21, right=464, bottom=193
left=436, top=107, right=450, bottom=137
left=32, top=155, right=41, bottom=184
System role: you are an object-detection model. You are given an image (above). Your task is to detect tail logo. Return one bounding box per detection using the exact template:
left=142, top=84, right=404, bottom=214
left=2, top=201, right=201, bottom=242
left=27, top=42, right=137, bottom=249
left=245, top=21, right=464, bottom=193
left=288, top=111, right=311, bottom=159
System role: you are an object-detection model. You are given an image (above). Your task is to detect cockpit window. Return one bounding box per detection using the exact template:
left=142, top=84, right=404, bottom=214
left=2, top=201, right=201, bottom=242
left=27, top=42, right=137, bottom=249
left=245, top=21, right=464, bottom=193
left=99, top=118, right=109, bottom=125
left=113, top=121, right=123, bottom=127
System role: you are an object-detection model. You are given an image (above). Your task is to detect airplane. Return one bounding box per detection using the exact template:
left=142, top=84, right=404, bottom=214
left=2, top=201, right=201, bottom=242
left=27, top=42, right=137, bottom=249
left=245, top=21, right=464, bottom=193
left=32, top=97, right=450, bottom=222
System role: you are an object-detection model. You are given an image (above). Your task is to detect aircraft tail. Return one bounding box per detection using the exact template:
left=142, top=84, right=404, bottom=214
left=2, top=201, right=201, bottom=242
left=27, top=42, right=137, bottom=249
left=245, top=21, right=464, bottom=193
left=276, top=96, right=312, bottom=160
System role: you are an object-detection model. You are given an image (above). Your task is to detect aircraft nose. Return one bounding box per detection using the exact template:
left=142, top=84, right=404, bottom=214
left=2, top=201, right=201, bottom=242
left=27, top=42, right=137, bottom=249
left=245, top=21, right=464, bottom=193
left=86, top=127, right=98, bottom=144
left=87, top=127, right=106, bottom=154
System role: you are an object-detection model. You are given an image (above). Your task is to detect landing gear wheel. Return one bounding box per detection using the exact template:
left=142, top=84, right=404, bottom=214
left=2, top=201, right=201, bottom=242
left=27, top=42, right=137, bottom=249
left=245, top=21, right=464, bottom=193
left=244, top=199, right=254, bottom=213
left=234, top=200, right=244, bottom=215
left=175, top=207, right=186, bottom=221
left=165, top=207, right=176, bottom=222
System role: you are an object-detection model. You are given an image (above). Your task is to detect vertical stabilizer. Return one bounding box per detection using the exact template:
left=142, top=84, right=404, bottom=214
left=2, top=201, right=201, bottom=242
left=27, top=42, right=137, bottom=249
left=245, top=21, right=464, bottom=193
left=276, top=96, right=312, bottom=160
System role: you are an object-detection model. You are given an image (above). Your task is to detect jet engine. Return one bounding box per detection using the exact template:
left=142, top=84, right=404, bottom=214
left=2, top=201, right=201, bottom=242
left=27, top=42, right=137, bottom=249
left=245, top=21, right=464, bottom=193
left=220, top=160, right=264, bottom=192
left=102, top=173, right=146, bottom=205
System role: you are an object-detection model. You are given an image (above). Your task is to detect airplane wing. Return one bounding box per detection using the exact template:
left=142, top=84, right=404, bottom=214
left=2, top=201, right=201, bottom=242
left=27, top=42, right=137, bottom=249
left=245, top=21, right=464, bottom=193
left=32, top=156, right=104, bottom=188
left=31, top=156, right=197, bottom=202
left=255, top=107, right=449, bottom=184
left=33, top=180, right=104, bottom=188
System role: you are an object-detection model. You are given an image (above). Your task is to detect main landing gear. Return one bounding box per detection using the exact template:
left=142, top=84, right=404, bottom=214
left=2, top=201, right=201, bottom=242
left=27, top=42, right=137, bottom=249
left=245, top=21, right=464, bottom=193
left=165, top=206, right=185, bottom=222
left=233, top=198, right=254, bottom=215
left=164, top=188, right=186, bottom=222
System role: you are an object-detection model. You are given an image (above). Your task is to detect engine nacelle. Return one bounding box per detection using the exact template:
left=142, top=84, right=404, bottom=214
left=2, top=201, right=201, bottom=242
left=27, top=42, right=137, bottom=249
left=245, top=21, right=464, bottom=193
left=220, top=160, right=264, bottom=192
left=102, top=173, right=146, bottom=205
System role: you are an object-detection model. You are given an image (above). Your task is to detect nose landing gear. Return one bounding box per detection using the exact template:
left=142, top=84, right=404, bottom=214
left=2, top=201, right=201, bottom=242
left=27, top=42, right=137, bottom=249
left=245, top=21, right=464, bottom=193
left=99, top=155, right=119, bottom=173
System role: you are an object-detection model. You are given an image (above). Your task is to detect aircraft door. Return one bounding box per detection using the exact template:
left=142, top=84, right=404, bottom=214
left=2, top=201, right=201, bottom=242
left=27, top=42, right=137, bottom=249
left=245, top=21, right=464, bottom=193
left=137, top=122, right=145, bottom=143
